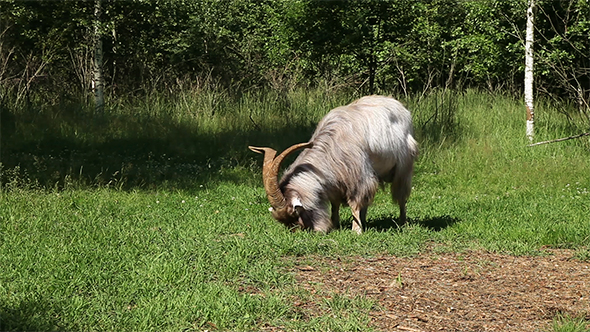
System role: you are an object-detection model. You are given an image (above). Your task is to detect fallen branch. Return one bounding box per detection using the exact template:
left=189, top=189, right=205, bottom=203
left=528, top=132, right=590, bottom=147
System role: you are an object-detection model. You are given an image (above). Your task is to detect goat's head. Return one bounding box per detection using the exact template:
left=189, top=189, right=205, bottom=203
left=249, top=142, right=313, bottom=230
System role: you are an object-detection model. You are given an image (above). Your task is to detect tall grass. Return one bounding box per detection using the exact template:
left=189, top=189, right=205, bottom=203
left=1, top=88, right=589, bottom=330
left=1, top=86, right=356, bottom=190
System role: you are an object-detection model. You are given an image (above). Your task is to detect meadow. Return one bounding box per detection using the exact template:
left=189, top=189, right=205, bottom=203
left=1, top=89, right=589, bottom=331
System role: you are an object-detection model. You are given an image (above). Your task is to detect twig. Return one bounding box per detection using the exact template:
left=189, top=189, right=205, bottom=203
left=396, top=326, right=425, bottom=332
left=249, top=112, right=261, bottom=131
left=528, top=132, right=590, bottom=147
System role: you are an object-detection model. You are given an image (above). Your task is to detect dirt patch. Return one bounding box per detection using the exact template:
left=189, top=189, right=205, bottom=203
left=291, top=250, right=590, bottom=331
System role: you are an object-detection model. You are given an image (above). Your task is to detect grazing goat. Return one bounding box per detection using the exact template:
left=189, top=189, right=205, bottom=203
left=249, top=95, right=418, bottom=234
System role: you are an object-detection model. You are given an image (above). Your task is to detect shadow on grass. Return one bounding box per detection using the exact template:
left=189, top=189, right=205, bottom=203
left=1, top=107, right=316, bottom=191
left=363, top=215, right=460, bottom=232
left=415, top=215, right=461, bottom=231
left=1, top=91, right=465, bottom=192
left=0, top=299, right=62, bottom=331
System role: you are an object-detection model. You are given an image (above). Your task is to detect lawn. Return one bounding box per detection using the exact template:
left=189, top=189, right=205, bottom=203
left=1, top=89, right=589, bottom=331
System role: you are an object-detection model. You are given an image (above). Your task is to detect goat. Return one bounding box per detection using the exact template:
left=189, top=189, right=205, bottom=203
left=249, top=95, right=418, bottom=234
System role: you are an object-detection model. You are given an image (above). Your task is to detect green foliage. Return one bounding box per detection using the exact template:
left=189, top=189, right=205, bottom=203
left=2, top=0, right=589, bottom=104
left=535, top=0, right=590, bottom=110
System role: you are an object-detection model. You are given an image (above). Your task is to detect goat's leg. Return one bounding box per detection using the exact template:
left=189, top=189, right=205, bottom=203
left=360, top=206, right=368, bottom=225
left=398, top=199, right=407, bottom=226
left=350, top=205, right=368, bottom=235
left=351, top=209, right=362, bottom=234
left=331, top=202, right=341, bottom=229
left=391, top=166, right=412, bottom=227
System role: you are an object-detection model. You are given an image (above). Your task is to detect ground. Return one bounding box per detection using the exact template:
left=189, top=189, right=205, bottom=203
left=290, top=249, right=590, bottom=332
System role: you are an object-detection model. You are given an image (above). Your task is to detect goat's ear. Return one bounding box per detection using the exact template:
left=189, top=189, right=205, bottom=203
left=287, top=196, right=303, bottom=216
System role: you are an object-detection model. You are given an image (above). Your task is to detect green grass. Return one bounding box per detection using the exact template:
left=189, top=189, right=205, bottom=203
left=1, top=89, right=589, bottom=330
left=549, top=314, right=590, bottom=332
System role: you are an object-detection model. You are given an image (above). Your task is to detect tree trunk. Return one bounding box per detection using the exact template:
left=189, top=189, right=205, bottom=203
left=93, top=0, right=104, bottom=113
left=524, top=0, right=535, bottom=142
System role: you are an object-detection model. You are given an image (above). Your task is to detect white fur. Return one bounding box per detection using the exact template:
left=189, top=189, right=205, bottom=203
left=279, top=95, right=418, bottom=233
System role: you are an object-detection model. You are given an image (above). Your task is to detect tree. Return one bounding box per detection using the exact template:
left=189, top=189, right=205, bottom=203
left=0, top=0, right=586, bottom=107
left=525, top=0, right=535, bottom=142
left=534, top=0, right=590, bottom=126
left=93, top=0, right=104, bottom=113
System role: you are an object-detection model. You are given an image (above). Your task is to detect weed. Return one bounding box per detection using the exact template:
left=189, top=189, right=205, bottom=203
left=549, top=314, right=590, bottom=332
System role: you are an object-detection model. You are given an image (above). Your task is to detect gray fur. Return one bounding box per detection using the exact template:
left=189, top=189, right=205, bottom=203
left=279, top=95, right=418, bottom=233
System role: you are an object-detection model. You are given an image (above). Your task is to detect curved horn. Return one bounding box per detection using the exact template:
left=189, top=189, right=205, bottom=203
left=249, top=142, right=313, bottom=210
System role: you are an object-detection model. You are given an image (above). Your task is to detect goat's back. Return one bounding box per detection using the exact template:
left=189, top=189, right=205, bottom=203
left=309, top=95, right=416, bottom=179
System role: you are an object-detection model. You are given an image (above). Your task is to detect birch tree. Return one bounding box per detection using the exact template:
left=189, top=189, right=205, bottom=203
left=93, top=0, right=104, bottom=113
left=524, top=0, right=535, bottom=142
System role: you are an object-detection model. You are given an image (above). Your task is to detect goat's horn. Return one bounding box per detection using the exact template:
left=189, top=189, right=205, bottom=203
left=249, top=142, right=313, bottom=210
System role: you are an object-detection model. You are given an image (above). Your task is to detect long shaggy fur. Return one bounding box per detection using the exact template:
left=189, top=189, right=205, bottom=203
left=279, top=95, right=418, bottom=233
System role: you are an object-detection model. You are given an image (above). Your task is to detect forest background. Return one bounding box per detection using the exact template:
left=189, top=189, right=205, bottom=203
left=2, top=0, right=590, bottom=108
left=2, top=0, right=590, bottom=188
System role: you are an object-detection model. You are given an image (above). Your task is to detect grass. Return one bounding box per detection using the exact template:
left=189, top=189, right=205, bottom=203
left=549, top=314, right=590, bottom=332
left=1, top=88, right=589, bottom=330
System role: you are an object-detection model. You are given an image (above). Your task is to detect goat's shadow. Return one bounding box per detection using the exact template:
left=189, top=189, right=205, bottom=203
left=345, top=215, right=460, bottom=232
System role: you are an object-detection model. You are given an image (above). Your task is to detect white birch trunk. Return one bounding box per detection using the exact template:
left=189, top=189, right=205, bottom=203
left=524, top=0, right=535, bottom=142
left=93, top=0, right=104, bottom=113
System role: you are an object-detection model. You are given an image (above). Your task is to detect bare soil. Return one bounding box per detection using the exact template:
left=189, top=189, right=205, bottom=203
left=290, top=249, right=590, bottom=332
